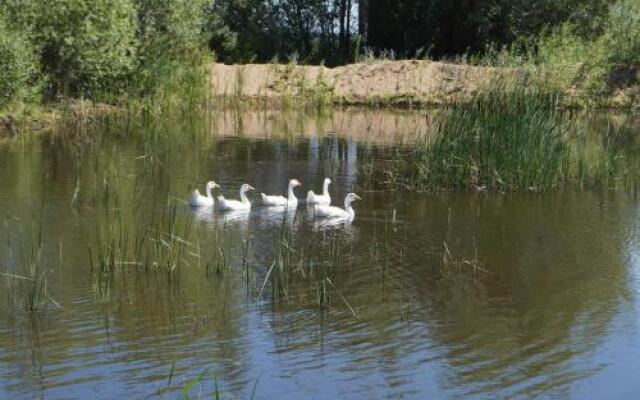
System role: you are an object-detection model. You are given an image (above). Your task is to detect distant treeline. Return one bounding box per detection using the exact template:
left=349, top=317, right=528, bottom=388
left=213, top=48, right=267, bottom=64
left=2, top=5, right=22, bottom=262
left=0, top=0, right=636, bottom=107
left=209, top=0, right=614, bottom=63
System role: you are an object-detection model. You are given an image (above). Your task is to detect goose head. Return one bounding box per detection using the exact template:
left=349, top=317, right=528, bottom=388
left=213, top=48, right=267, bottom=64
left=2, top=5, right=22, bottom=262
left=205, top=181, right=220, bottom=190
left=344, top=192, right=362, bottom=207
left=289, top=179, right=302, bottom=189
left=204, top=181, right=220, bottom=197
left=240, top=183, right=255, bottom=195
left=239, top=183, right=254, bottom=203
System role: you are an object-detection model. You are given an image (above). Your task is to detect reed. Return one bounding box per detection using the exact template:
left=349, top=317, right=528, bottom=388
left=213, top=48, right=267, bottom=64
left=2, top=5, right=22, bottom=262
left=1, top=217, right=58, bottom=313
left=256, top=221, right=357, bottom=316
left=85, top=151, right=203, bottom=301
left=379, top=82, right=638, bottom=192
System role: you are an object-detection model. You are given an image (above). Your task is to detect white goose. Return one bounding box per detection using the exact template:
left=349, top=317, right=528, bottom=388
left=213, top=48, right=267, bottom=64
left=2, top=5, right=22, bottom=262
left=306, top=178, right=332, bottom=205
left=217, top=183, right=255, bottom=211
left=261, top=179, right=301, bottom=208
left=314, top=193, right=361, bottom=220
left=189, top=181, right=219, bottom=207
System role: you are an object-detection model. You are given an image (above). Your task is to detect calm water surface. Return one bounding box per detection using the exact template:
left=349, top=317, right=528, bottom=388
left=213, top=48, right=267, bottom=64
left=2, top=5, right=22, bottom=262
left=0, top=109, right=639, bottom=399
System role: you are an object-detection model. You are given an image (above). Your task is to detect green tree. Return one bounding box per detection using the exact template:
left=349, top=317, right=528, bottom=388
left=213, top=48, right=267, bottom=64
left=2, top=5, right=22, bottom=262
left=0, top=14, right=38, bottom=108
left=32, top=0, right=138, bottom=97
left=363, top=0, right=613, bottom=58
left=135, top=0, right=209, bottom=94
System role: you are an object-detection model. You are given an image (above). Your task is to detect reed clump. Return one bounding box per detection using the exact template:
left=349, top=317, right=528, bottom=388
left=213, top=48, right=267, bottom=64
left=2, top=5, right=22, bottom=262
left=380, top=81, right=638, bottom=192
left=1, top=219, right=57, bottom=313
left=259, top=224, right=355, bottom=316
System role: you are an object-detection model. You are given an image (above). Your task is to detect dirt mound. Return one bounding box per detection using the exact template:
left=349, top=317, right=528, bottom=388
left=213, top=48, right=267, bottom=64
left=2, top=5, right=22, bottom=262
left=209, top=60, right=501, bottom=106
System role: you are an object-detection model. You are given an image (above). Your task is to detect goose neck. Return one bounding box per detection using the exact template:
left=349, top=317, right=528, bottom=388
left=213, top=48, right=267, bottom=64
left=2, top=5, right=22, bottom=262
left=344, top=198, right=353, bottom=211
left=287, top=183, right=296, bottom=201
left=345, top=202, right=355, bottom=217
left=240, top=189, right=249, bottom=203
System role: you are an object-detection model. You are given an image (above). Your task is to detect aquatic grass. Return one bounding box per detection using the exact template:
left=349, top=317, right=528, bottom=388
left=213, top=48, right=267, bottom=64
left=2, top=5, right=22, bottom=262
left=87, top=155, right=203, bottom=299
left=257, top=222, right=357, bottom=316
left=91, top=200, right=197, bottom=279
left=378, top=82, right=639, bottom=192
left=569, top=116, right=640, bottom=191
left=0, top=217, right=59, bottom=313
left=385, top=84, right=569, bottom=191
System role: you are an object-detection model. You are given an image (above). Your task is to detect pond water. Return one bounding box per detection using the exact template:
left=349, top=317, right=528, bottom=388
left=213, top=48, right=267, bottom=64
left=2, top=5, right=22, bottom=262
left=0, top=109, right=639, bottom=399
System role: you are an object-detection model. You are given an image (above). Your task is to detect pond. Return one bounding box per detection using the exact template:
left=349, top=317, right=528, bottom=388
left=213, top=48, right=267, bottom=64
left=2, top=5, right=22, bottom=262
left=0, top=108, right=639, bottom=399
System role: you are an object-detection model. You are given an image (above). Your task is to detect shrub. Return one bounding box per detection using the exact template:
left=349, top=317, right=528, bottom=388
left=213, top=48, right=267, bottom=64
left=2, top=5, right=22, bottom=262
left=479, top=0, right=639, bottom=103
left=34, top=0, right=138, bottom=98
left=0, top=15, right=38, bottom=108
left=135, top=0, right=209, bottom=95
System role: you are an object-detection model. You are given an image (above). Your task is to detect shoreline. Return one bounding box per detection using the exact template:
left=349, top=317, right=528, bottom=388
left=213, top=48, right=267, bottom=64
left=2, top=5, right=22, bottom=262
left=2, top=60, right=638, bottom=137
left=208, top=60, right=640, bottom=108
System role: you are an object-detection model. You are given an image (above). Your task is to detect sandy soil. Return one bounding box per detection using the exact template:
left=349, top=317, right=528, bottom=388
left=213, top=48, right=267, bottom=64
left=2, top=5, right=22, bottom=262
left=209, top=60, right=503, bottom=106
left=209, top=60, right=640, bottom=107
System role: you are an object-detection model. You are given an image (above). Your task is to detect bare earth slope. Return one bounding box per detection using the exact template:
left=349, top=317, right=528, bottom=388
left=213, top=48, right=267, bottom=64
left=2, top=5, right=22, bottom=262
left=209, top=60, right=640, bottom=107
left=209, top=60, right=501, bottom=106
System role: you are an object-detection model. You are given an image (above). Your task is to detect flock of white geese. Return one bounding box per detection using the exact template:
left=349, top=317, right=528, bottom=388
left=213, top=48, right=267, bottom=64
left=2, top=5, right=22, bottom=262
left=189, top=178, right=362, bottom=221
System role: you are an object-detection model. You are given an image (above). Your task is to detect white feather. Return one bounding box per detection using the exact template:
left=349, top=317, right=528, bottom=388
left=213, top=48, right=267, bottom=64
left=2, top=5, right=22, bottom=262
left=261, top=179, right=301, bottom=208
left=306, top=178, right=332, bottom=205
left=313, top=193, right=361, bottom=220
left=189, top=181, right=218, bottom=207
left=217, top=184, right=254, bottom=211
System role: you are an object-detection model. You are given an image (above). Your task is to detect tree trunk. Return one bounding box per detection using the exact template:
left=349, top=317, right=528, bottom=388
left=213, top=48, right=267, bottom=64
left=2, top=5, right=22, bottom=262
left=345, top=0, right=352, bottom=61
left=338, top=0, right=347, bottom=62
left=358, top=0, right=368, bottom=45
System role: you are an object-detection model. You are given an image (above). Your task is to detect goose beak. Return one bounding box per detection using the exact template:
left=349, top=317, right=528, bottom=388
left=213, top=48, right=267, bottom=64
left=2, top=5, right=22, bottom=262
left=248, top=185, right=255, bottom=190
left=355, top=194, right=362, bottom=200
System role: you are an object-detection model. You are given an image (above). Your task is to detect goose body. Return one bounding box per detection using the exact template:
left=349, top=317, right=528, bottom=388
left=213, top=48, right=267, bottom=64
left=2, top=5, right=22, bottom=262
left=217, top=184, right=254, bottom=211
left=314, top=193, right=361, bottom=220
left=306, top=178, right=332, bottom=205
left=189, top=181, right=219, bottom=207
left=261, top=179, right=301, bottom=208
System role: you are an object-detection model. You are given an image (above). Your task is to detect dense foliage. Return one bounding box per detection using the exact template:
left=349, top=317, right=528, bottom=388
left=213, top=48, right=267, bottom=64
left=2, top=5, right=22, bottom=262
left=36, top=0, right=138, bottom=97
left=0, top=0, right=210, bottom=104
left=0, top=14, right=38, bottom=107
left=0, top=0, right=637, bottom=109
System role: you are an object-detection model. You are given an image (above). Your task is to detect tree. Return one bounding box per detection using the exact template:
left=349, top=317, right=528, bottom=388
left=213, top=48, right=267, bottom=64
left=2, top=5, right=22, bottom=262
left=33, top=0, right=138, bottom=97
left=0, top=14, right=38, bottom=107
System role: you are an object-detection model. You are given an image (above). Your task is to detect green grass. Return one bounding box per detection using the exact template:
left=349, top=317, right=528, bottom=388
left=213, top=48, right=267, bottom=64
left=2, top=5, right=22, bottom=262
left=382, top=85, right=566, bottom=191
left=1, top=217, right=58, bottom=313
left=376, top=82, right=638, bottom=192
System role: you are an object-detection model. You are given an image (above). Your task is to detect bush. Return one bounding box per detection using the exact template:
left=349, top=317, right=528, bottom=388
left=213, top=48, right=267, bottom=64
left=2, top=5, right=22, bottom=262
left=480, top=0, right=640, bottom=103
left=0, top=15, right=38, bottom=108
left=135, top=0, right=209, bottom=95
left=34, top=0, right=138, bottom=98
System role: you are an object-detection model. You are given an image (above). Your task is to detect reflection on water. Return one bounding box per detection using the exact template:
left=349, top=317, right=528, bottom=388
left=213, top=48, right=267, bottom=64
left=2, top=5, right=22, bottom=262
left=0, top=109, right=639, bottom=399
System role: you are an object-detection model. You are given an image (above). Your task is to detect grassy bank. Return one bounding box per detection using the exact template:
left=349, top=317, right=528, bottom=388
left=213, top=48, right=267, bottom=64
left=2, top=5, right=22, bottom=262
left=1, top=0, right=639, bottom=130
left=2, top=57, right=637, bottom=139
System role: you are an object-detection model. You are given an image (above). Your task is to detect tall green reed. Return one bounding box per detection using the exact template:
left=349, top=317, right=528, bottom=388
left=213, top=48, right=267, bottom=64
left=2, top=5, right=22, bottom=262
left=1, top=216, right=58, bottom=313
left=380, top=82, right=637, bottom=192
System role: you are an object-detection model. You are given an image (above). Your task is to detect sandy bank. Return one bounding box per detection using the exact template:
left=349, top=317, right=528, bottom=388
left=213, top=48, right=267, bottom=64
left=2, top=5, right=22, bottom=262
left=209, top=60, right=640, bottom=108
left=209, top=60, right=503, bottom=106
